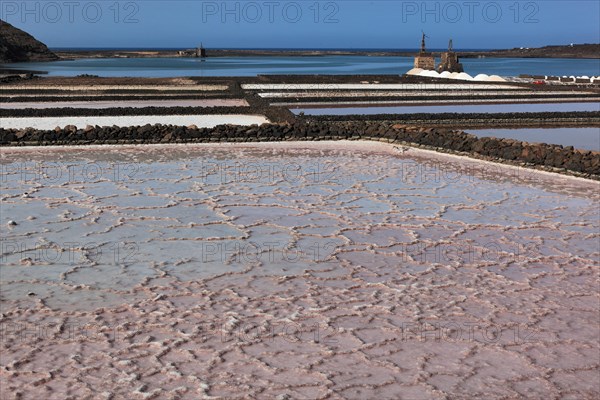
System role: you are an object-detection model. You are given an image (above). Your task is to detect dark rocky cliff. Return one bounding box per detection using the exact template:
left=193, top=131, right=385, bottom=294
left=0, top=20, right=58, bottom=62
left=461, top=44, right=600, bottom=59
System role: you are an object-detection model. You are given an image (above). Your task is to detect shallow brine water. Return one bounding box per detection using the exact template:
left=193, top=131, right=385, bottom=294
left=0, top=114, right=269, bottom=130
left=294, top=101, right=600, bottom=115
left=0, top=142, right=598, bottom=399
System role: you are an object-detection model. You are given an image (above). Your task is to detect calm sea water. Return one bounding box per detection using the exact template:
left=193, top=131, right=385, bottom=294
left=2, top=56, right=599, bottom=77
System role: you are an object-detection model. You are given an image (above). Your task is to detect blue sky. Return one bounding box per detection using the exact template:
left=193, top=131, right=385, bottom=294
left=2, top=1, right=599, bottom=49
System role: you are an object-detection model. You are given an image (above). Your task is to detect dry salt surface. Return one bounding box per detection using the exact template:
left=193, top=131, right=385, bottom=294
left=0, top=85, right=228, bottom=91
left=260, top=90, right=583, bottom=98
left=0, top=141, right=599, bottom=399
left=281, top=97, right=600, bottom=108
left=0, top=99, right=249, bottom=110
left=0, top=115, right=269, bottom=130
left=242, top=83, right=522, bottom=90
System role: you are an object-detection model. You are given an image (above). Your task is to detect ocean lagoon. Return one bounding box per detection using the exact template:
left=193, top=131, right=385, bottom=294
left=3, top=55, right=600, bottom=77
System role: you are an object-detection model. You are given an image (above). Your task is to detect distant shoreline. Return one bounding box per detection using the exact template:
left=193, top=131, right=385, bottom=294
left=52, top=44, right=600, bottom=60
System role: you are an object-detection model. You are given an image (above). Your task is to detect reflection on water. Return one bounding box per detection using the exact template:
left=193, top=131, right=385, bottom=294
left=2, top=56, right=600, bottom=77
left=468, top=127, right=600, bottom=151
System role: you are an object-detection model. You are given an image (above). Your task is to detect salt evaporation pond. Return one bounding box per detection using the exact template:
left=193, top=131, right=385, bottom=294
left=1, top=142, right=599, bottom=399
left=294, top=101, right=600, bottom=115
left=0, top=114, right=269, bottom=130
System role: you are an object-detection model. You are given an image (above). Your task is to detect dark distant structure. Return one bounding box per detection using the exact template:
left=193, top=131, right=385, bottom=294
left=437, top=39, right=463, bottom=73
left=413, top=32, right=435, bottom=70
left=198, top=43, right=207, bottom=58
left=412, top=35, right=465, bottom=73
left=178, top=43, right=207, bottom=58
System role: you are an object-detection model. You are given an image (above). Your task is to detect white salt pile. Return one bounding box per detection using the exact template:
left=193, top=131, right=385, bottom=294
left=405, top=69, right=506, bottom=82
left=405, top=68, right=424, bottom=75
left=455, top=72, right=474, bottom=81
left=487, top=75, right=506, bottom=82
left=421, top=70, right=441, bottom=78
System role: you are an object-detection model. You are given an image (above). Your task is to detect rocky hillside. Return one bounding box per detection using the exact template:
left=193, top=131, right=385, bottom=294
left=0, top=20, right=58, bottom=62
left=461, top=44, right=600, bottom=59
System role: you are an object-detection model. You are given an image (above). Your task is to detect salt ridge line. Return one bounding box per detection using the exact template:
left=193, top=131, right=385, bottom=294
left=1, top=99, right=249, bottom=110
left=0, top=115, right=270, bottom=130
left=259, top=91, right=593, bottom=98
left=0, top=85, right=229, bottom=91
left=1, top=93, right=235, bottom=99
left=0, top=92, right=232, bottom=97
left=273, top=98, right=600, bottom=105
left=242, top=83, right=523, bottom=90
left=282, top=98, right=600, bottom=107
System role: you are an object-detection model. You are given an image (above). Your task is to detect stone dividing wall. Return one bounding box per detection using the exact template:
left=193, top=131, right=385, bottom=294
left=2, top=109, right=598, bottom=125
left=1, top=121, right=598, bottom=179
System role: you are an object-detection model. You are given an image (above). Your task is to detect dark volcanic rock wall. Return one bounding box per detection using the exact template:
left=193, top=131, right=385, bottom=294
left=1, top=122, right=598, bottom=179
left=0, top=19, right=58, bottom=62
